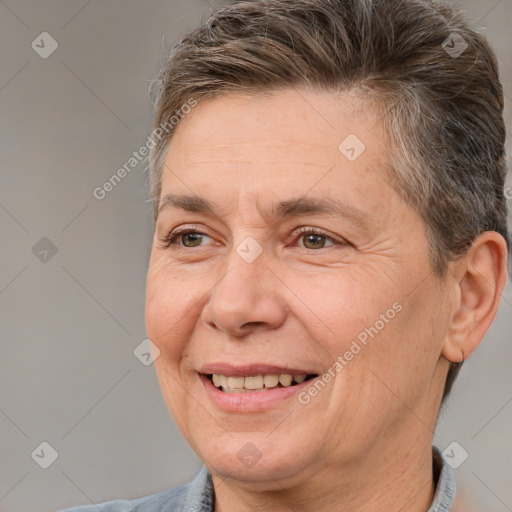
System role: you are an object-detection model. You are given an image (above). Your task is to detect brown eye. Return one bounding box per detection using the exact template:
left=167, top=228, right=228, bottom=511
left=179, top=232, right=204, bottom=247
left=302, top=233, right=330, bottom=249
left=159, top=229, right=210, bottom=249
left=294, top=227, right=337, bottom=250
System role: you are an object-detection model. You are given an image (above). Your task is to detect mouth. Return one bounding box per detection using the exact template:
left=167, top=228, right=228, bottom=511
left=204, top=372, right=318, bottom=393
left=198, top=363, right=322, bottom=411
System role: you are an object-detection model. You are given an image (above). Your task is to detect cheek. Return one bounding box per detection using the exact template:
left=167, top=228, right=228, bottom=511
left=360, top=284, right=445, bottom=405
left=299, top=272, right=391, bottom=353
left=145, top=262, right=194, bottom=363
left=145, top=269, right=197, bottom=429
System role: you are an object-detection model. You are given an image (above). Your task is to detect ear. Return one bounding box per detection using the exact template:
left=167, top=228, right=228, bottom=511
left=442, top=231, right=509, bottom=363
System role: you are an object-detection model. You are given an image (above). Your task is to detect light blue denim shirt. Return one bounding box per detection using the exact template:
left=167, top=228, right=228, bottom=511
left=60, top=446, right=455, bottom=511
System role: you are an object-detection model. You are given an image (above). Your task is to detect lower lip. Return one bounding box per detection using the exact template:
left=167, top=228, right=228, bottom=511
left=200, top=373, right=316, bottom=412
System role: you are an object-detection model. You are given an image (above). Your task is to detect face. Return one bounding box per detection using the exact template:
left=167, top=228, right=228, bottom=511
left=145, top=88, right=452, bottom=489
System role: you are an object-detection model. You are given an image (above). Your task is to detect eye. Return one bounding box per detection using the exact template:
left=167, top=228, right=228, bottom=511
left=292, top=226, right=339, bottom=250
left=158, top=227, right=211, bottom=249
left=157, top=226, right=345, bottom=251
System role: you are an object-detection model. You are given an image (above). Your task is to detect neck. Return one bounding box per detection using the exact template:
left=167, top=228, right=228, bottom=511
left=212, top=437, right=436, bottom=512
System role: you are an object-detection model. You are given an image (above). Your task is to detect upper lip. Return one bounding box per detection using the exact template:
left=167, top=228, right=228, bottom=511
left=199, top=363, right=318, bottom=377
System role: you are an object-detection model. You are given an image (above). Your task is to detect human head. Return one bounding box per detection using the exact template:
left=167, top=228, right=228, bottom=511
left=144, top=2, right=510, bottom=505
left=147, top=0, right=509, bottom=404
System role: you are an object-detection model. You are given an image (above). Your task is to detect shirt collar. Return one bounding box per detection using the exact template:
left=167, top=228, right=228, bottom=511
left=428, top=445, right=457, bottom=511
left=183, top=445, right=456, bottom=512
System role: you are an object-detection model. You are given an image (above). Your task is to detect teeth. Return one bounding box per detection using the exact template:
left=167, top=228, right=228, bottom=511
left=227, top=376, right=245, bottom=389
left=279, top=374, right=293, bottom=387
left=263, top=375, right=279, bottom=388
left=244, top=376, right=264, bottom=389
left=210, top=373, right=308, bottom=392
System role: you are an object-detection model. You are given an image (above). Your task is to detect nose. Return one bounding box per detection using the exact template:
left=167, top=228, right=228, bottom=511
left=201, top=247, right=287, bottom=337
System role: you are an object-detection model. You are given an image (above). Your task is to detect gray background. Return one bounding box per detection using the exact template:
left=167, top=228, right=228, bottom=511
left=0, top=1, right=510, bottom=511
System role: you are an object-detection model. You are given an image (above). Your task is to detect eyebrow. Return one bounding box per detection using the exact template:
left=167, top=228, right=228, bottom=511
left=158, top=193, right=373, bottom=230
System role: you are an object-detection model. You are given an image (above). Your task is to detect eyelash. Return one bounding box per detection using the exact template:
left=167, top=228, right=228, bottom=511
left=158, top=225, right=344, bottom=251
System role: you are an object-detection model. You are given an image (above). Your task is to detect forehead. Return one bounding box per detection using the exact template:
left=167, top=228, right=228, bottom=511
left=159, top=88, right=393, bottom=223
left=167, top=87, right=385, bottom=163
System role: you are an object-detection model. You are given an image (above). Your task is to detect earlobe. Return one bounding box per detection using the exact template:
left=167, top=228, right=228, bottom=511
left=441, top=231, right=508, bottom=364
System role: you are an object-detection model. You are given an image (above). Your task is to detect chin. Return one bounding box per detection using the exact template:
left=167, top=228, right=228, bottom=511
left=192, top=431, right=318, bottom=487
